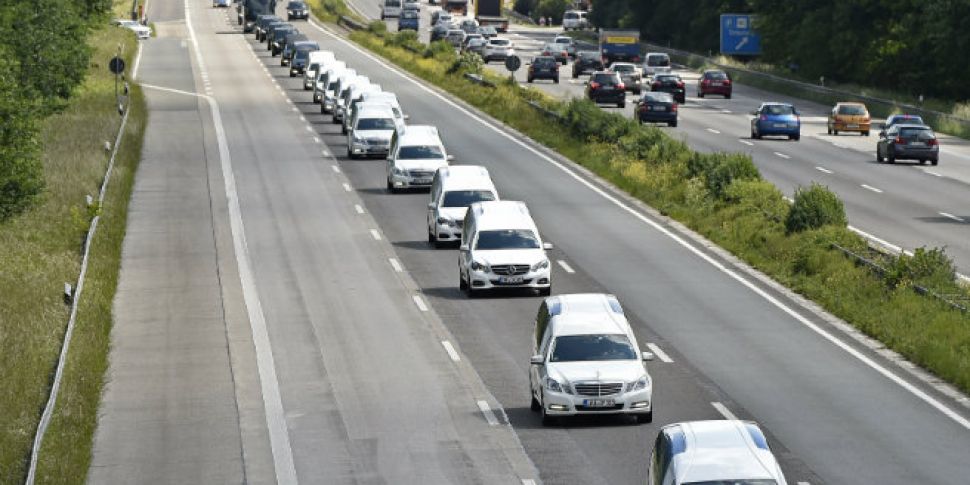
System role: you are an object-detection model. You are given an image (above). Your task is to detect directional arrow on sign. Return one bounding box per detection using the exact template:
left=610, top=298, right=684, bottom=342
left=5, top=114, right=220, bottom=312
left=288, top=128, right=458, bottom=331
left=735, top=36, right=749, bottom=50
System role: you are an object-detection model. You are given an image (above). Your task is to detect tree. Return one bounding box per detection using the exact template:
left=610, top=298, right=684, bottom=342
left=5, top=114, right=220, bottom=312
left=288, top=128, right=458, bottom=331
left=0, top=53, right=43, bottom=221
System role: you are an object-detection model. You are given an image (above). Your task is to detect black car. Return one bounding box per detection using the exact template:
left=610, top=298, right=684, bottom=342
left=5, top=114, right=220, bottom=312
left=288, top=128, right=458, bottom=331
left=281, top=34, right=311, bottom=65
left=586, top=71, right=626, bottom=108
left=572, top=51, right=603, bottom=78
left=635, top=92, right=677, bottom=127
left=286, top=1, right=309, bottom=20
left=876, top=124, right=939, bottom=165
left=528, top=56, right=559, bottom=84
left=255, top=15, right=280, bottom=41
left=650, top=74, right=685, bottom=104
left=260, top=19, right=285, bottom=42
left=269, top=25, right=296, bottom=55
left=430, top=23, right=450, bottom=42
left=289, top=44, right=317, bottom=77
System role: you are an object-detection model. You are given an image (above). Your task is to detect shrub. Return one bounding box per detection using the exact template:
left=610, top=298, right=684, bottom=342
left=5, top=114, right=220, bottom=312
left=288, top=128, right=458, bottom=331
left=384, top=30, right=421, bottom=52
left=724, top=179, right=788, bottom=221
left=534, top=0, right=570, bottom=23
left=367, top=20, right=387, bottom=37
left=446, top=50, right=484, bottom=75
left=704, top=153, right=760, bottom=199
left=886, top=247, right=957, bottom=290
left=0, top=56, right=43, bottom=221
left=785, top=183, right=847, bottom=234
left=561, top=99, right=635, bottom=141
left=424, top=40, right=456, bottom=60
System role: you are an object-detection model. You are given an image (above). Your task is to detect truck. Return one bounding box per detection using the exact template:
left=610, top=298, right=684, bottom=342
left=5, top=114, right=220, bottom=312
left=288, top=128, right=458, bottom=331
left=599, top=29, right=641, bottom=65
left=238, top=0, right=278, bottom=33
left=444, top=0, right=468, bottom=16
left=475, top=0, right=508, bottom=33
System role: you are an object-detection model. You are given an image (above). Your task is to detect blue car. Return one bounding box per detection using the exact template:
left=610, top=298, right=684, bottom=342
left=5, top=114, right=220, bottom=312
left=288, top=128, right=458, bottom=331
left=751, top=103, right=800, bottom=140
left=397, top=9, right=419, bottom=31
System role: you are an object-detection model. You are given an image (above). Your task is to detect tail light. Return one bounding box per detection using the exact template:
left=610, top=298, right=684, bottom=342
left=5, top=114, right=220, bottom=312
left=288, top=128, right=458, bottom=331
left=632, top=55, right=641, bottom=62
left=652, top=81, right=661, bottom=88
left=724, top=79, right=731, bottom=85
left=701, top=79, right=710, bottom=85
left=671, top=103, right=678, bottom=112
left=589, top=81, right=601, bottom=90
left=562, top=51, right=568, bottom=57
left=928, top=138, right=939, bottom=146
left=617, top=82, right=626, bottom=90
left=676, top=81, right=684, bottom=88
left=895, top=136, right=906, bottom=144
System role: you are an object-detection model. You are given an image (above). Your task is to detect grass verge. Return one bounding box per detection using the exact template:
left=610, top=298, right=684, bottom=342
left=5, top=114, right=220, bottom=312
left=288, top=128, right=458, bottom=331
left=0, top=22, right=146, bottom=484
left=348, top=26, right=970, bottom=395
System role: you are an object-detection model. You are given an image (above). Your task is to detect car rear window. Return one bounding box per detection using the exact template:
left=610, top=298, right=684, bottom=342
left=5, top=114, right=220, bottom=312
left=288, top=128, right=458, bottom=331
left=647, top=54, right=670, bottom=67
left=838, top=105, right=867, bottom=115
left=656, top=75, right=680, bottom=83
left=475, top=229, right=539, bottom=250
left=612, top=64, right=635, bottom=72
left=398, top=145, right=445, bottom=160
left=534, top=57, right=556, bottom=66
left=592, top=73, right=618, bottom=84
left=490, top=39, right=510, bottom=46
left=899, top=127, right=934, bottom=138
left=704, top=71, right=728, bottom=80
left=550, top=334, right=637, bottom=362
left=644, top=92, right=673, bottom=103
left=442, top=190, right=495, bottom=208
left=401, top=10, right=418, bottom=18
left=765, top=105, right=795, bottom=115
left=564, top=12, right=578, bottom=19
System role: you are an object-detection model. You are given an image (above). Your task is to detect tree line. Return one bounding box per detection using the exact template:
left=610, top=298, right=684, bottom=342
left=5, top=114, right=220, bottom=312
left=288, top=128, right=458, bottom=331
left=584, top=0, right=969, bottom=102
left=0, top=0, right=112, bottom=221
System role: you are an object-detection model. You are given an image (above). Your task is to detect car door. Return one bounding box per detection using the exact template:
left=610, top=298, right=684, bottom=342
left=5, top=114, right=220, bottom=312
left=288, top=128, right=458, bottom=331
left=531, top=324, right=553, bottom=398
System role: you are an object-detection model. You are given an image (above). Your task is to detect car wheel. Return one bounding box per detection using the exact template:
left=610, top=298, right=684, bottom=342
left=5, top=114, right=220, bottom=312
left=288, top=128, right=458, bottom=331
left=863, top=131, right=870, bottom=136
left=341, top=125, right=347, bottom=135
left=887, top=152, right=896, bottom=164
left=751, top=129, right=760, bottom=140
left=387, top=179, right=396, bottom=192
left=527, top=77, right=533, bottom=83
left=931, top=159, right=939, bottom=166
left=459, top=274, right=468, bottom=292
left=635, top=411, right=653, bottom=424
left=347, top=149, right=354, bottom=159
left=530, top=394, right=541, bottom=412
left=920, top=159, right=927, bottom=165
left=827, top=127, right=832, bottom=135
left=875, top=150, right=883, bottom=163
left=540, top=402, right=557, bottom=426
left=539, top=286, right=551, bottom=297
left=618, top=101, right=625, bottom=108
left=554, top=77, right=559, bottom=84
left=725, top=93, right=732, bottom=99
left=697, top=91, right=704, bottom=98
left=833, top=129, right=839, bottom=135
left=669, top=121, right=677, bottom=127
left=792, top=134, right=800, bottom=141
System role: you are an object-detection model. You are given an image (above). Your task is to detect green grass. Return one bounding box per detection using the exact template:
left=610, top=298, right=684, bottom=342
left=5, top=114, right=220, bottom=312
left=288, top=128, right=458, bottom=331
left=349, top=29, right=970, bottom=395
left=0, top=20, right=146, bottom=484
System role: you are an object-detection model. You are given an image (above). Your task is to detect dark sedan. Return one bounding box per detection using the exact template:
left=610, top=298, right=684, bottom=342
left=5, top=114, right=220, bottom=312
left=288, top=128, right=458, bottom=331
left=876, top=124, right=939, bottom=165
left=650, top=74, right=685, bottom=104
left=269, top=25, right=297, bottom=56
left=286, top=1, right=309, bottom=20
left=572, top=51, right=603, bottom=78
left=586, top=71, right=626, bottom=108
left=280, top=33, right=309, bottom=65
left=540, top=43, right=569, bottom=65
left=635, top=92, right=677, bottom=127
left=527, top=56, right=559, bottom=83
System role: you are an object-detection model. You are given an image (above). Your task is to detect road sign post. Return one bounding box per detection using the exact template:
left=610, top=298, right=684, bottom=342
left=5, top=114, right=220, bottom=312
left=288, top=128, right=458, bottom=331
left=720, top=14, right=761, bottom=56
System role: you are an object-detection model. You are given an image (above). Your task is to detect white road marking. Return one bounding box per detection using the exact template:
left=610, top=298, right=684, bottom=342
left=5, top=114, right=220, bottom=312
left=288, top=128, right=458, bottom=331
left=645, top=343, right=673, bottom=363
left=132, top=42, right=144, bottom=80
left=556, top=260, right=575, bottom=273
left=861, top=184, right=883, bottom=193
left=939, top=212, right=965, bottom=223
left=706, top=128, right=721, bottom=134
left=312, top=20, right=970, bottom=431
left=522, top=481, right=537, bottom=485
left=477, top=400, right=500, bottom=426
left=291, top=107, right=298, bottom=112
left=712, top=402, right=739, bottom=420
left=797, top=482, right=811, bottom=485
left=926, top=170, right=943, bottom=177
left=313, top=136, right=321, bottom=144
left=322, top=150, right=330, bottom=156
left=441, top=340, right=461, bottom=362
left=370, top=229, right=382, bottom=240
left=305, top=126, right=313, bottom=133
left=774, top=152, right=791, bottom=159
left=721, top=109, right=731, bottom=114
left=354, top=204, right=364, bottom=214
left=412, top=294, right=429, bottom=312
left=299, top=115, right=306, bottom=122
left=847, top=225, right=910, bottom=255
left=342, top=182, right=352, bottom=192
left=815, top=166, right=833, bottom=174
left=331, top=164, right=341, bottom=173
left=182, top=2, right=298, bottom=483
left=388, top=257, right=404, bottom=273
left=739, top=139, right=754, bottom=146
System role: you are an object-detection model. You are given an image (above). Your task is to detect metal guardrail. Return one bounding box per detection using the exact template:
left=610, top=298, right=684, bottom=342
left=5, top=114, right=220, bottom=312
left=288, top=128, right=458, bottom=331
left=339, top=15, right=365, bottom=31
left=525, top=99, right=563, bottom=120
left=464, top=72, right=495, bottom=88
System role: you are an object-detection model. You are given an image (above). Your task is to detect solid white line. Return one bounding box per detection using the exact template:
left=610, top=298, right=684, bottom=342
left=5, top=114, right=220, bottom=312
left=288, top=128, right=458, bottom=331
left=183, top=2, right=298, bottom=483
left=477, top=400, right=500, bottom=426
left=939, top=212, right=965, bottom=223
left=342, top=182, right=352, bottom=192
left=847, top=225, right=906, bottom=254
left=312, top=21, right=970, bottom=430
left=774, top=151, right=791, bottom=159
left=370, top=229, right=382, bottom=240
left=299, top=115, right=305, bottom=121
left=861, top=184, right=883, bottom=193
left=706, top=128, right=721, bottom=134
left=441, top=340, right=461, bottom=362
left=412, top=294, right=429, bottom=312
left=331, top=164, right=341, bottom=173
left=322, top=150, right=331, bottom=156
left=739, top=139, right=754, bottom=146
left=132, top=42, right=144, bottom=80
left=521, top=481, right=537, bottom=485
left=313, top=136, right=321, bottom=144
left=797, top=482, right=811, bottom=485
left=388, top=258, right=404, bottom=273
left=354, top=204, right=364, bottom=214
left=291, top=107, right=298, bottom=112
left=305, top=126, right=313, bottom=133
left=556, top=259, right=575, bottom=273
left=815, top=166, right=833, bottom=174
left=645, top=343, right=673, bottom=363
left=711, top=402, right=739, bottom=420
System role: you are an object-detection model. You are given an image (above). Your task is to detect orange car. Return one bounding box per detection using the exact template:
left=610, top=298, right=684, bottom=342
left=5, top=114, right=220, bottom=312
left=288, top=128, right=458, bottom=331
left=828, top=102, right=871, bottom=136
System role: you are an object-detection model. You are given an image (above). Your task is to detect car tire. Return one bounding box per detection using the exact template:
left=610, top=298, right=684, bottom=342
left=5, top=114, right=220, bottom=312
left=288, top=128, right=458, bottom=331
left=459, top=274, right=468, bottom=292
left=527, top=77, right=533, bottom=83
left=920, top=159, right=927, bottom=165
left=827, top=127, right=832, bottom=135
left=341, top=125, right=347, bottom=135
left=697, top=91, right=704, bottom=98
left=618, top=101, right=625, bottom=108
left=539, top=287, right=551, bottom=297
left=554, top=77, right=559, bottom=84
left=875, top=150, right=883, bottom=163
left=887, top=152, right=896, bottom=164
left=726, top=93, right=732, bottom=99
left=530, top=394, right=541, bottom=412
left=635, top=411, right=653, bottom=424
left=833, top=129, right=839, bottom=136
left=387, top=179, right=396, bottom=192
left=751, top=130, right=760, bottom=140
left=792, top=134, right=800, bottom=141
left=931, top=159, right=939, bottom=166
left=669, top=121, right=677, bottom=127
left=863, top=131, right=869, bottom=136
left=540, top=404, right=557, bottom=427
left=572, top=71, right=579, bottom=79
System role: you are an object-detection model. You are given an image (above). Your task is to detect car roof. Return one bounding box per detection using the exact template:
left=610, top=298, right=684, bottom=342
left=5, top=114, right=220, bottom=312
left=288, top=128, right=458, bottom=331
left=361, top=91, right=399, bottom=103
left=549, top=312, right=632, bottom=337
left=646, top=52, right=669, bottom=57
left=437, top=166, right=495, bottom=191
left=356, top=104, right=395, bottom=117
left=546, top=293, right=625, bottom=316
left=468, top=201, right=535, bottom=231
left=667, top=420, right=783, bottom=483
left=761, top=102, right=793, bottom=107
left=400, top=125, right=443, bottom=144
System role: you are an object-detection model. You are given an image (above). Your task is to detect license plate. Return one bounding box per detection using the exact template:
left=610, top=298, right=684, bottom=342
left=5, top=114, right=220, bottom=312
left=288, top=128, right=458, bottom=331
left=412, top=178, right=432, bottom=185
left=847, top=124, right=859, bottom=128
left=910, top=142, right=925, bottom=146
left=499, top=276, right=524, bottom=284
left=774, top=123, right=787, bottom=128
left=712, top=81, right=722, bottom=86
left=583, top=399, right=615, bottom=407
left=650, top=106, right=666, bottom=111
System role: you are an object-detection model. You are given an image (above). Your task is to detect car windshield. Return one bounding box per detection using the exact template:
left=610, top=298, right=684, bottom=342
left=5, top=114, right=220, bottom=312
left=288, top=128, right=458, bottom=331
left=385, top=0, right=401, bottom=6
left=838, top=105, right=867, bottom=115
left=357, top=118, right=395, bottom=130
left=683, top=481, right=778, bottom=485
left=442, top=190, right=496, bottom=208
left=765, top=105, right=795, bottom=115
left=550, top=334, right=637, bottom=362
left=612, top=64, right=635, bottom=72
left=475, top=229, right=540, bottom=250
left=564, top=12, right=578, bottom=19
left=398, top=145, right=444, bottom=160
left=647, top=55, right=670, bottom=66
left=491, top=39, right=510, bottom=46
left=705, top=71, right=728, bottom=80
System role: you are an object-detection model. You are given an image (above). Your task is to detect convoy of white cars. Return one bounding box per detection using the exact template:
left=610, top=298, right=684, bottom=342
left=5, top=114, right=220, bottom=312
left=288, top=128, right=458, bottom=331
left=248, top=5, right=791, bottom=483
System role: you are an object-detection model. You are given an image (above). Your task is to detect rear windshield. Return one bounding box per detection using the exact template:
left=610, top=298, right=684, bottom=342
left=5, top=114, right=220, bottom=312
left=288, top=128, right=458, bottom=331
left=357, top=118, right=395, bottom=130
left=550, top=335, right=637, bottom=362
left=578, top=51, right=599, bottom=59
left=838, top=105, right=867, bottom=115
left=704, top=71, right=728, bottom=80
left=401, top=10, right=418, bottom=18
left=385, top=0, right=401, bottom=6
left=398, top=145, right=445, bottom=160
left=899, top=127, right=934, bottom=138
left=655, top=75, right=680, bottom=83
left=533, top=57, right=556, bottom=66
left=612, top=64, right=635, bottom=72
left=490, top=39, right=510, bottom=46
left=442, top=190, right=495, bottom=208
left=765, top=105, right=795, bottom=115
left=647, top=54, right=670, bottom=66
left=564, top=12, right=578, bottom=19
left=644, top=92, right=673, bottom=103
left=591, top=73, right=619, bottom=84
left=475, top=229, right=539, bottom=250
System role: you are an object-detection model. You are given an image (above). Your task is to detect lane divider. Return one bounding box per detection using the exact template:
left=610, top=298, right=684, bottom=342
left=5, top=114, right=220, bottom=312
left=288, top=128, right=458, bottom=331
left=354, top=204, right=364, bottom=214
left=711, top=401, right=739, bottom=420
left=412, top=294, right=429, bottom=312
left=477, top=400, right=500, bottom=426
left=860, top=184, right=883, bottom=193
left=388, top=257, right=404, bottom=273
left=815, top=166, right=833, bottom=174
left=645, top=343, right=673, bottom=363
left=774, top=152, right=791, bottom=159
left=706, top=128, right=721, bottom=134
left=556, top=259, right=575, bottom=273
left=370, top=229, right=382, bottom=240
left=441, top=340, right=461, bottom=362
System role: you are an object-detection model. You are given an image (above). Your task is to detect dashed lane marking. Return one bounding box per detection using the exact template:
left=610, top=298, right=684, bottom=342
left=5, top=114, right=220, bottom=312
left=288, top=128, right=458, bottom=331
left=354, top=204, right=364, bottom=214
left=861, top=184, right=883, bottom=193
left=815, top=166, right=833, bottom=174
left=342, top=183, right=352, bottom=192
left=412, top=295, right=429, bottom=312
left=370, top=229, right=382, bottom=240
left=441, top=340, right=461, bottom=362
left=712, top=402, right=739, bottom=420
left=739, top=139, right=754, bottom=146
left=556, top=260, right=575, bottom=273
left=939, top=212, right=965, bottom=223
left=388, top=258, right=404, bottom=273
left=774, top=151, right=791, bottom=159
left=645, top=343, right=673, bottom=363
left=706, top=128, right=721, bottom=134
left=477, top=400, right=500, bottom=426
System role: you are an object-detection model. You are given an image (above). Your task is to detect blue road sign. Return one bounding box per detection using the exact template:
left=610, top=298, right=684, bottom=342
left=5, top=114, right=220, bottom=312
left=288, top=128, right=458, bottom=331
left=720, top=14, right=761, bottom=56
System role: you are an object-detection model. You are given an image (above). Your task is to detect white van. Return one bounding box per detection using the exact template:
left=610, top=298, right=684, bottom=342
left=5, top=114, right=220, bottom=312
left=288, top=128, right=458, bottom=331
left=379, top=0, right=402, bottom=19
left=313, top=62, right=347, bottom=104
left=458, top=200, right=552, bottom=297
left=303, top=50, right=335, bottom=90
left=321, top=67, right=356, bottom=112
left=347, top=104, right=400, bottom=159
left=426, top=166, right=498, bottom=247
left=529, top=293, right=654, bottom=425
left=341, top=82, right=383, bottom=134
left=562, top=10, right=587, bottom=30
left=386, top=125, right=452, bottom=192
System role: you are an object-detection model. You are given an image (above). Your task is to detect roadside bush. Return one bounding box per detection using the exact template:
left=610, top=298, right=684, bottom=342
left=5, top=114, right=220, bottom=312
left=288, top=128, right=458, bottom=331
left=384, top=30, right=421, bottom=52
left=367, top=20, right=387, bottom=36
left=446, top=51, right=484, bottom=75
left=705, top=153, right=760, bottom=200
left=886, top=247, right=957, bottom=291
left=424, top=39, right=456, bottom=60
left=562, top=99, right=635, bottom=141
left=785, top=183, right=847, bottom=234
left=0, top=56, right=43, bottom=221
left=534, top=0, right=569, bottom=24
left=724, top=179, right=788, bottom=221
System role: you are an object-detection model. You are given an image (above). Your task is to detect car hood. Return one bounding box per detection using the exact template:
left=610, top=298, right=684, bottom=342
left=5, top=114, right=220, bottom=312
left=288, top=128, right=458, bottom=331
left=395, top=159, right=449, bottom=171
left=547, top=360, right=646, bottom=385
left=354, top=129, right=393, bottom=141
left=475, top=249, right=546, bottom=266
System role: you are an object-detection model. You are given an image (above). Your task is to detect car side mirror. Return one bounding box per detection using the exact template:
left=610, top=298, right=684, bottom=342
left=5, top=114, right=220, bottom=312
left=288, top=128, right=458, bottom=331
left=447, top=155, right=455, bottom=161
left=641, top=352, right=655, bottom=362
left=530, top=354, right=544, bottom=365
left=459, top=243, right=469, bottom=252
left=542, top=242, right=554, bottom=250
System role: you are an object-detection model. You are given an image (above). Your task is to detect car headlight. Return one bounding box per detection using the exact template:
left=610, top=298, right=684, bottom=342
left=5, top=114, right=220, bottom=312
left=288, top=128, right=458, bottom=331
left=531, top=259, right=549, bottom=271
left=437, top=216, right=454, bottom=226
left=470, top=260, right=489, bottom=272
left=544, top=377, right=565, bottom=393
left=627, top=374, right=650, bottom=392
left=352, top=134, right=365, bottom=143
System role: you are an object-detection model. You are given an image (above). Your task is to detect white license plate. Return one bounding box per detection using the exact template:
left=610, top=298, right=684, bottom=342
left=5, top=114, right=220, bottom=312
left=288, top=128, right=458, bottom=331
left=910, top=142, right=925, bottom=146
left=499, top=276, right=524, bottom=284
left=774, top=123, right=787, bottom=128
left=650, top=106, right=666, bottom=111
left=712, top=81, right=723, bottom=86
left=583, top=399, right=615, bottom=408
left=847, top=124, right=859, bottom=128
left=412, top=178, right=432, bottom=185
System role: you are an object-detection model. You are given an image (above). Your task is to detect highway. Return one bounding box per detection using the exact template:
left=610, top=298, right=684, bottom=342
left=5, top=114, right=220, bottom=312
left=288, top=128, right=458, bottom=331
left=88, top=0, right=970, bottom=483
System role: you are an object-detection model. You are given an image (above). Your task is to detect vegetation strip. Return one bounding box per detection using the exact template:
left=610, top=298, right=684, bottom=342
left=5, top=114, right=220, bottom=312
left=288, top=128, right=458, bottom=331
left=345, top=25, right=970, bottom=396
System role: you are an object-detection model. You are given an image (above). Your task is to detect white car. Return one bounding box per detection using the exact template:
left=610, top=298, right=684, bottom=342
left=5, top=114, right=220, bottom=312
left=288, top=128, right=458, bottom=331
left=303, top=50, right=335, bottom=89
left=313, top=62, right=347, bottom=104
left=427, top=166, right=498, bottom=247
left=648, top=421, right=789, bottom=485
left=340, top=82, right=382, bottom=134
left=115, top=19, right=151, bottom=40
left=347, top=105, right=400, bottom=159
left=349, top=92, right=407, bottom=134
left=324, top=70, right=360, bottom=115
left=482, top=38, right=514, bottom=63
left=552, top=35, right=577, bottom=58
left=562, top=10, right=587, bottom=31
left=459, top=200, right=551, bottom=296
left=529, top=293, right=653, bottom=425
left=386, top=125, right=453, bottom=192
left=643, top=52, right=672, bottom=77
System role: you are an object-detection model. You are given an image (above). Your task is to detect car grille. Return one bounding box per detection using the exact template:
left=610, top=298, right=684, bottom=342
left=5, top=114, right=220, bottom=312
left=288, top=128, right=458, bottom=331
left=408, top=169, right=434, bottom=178
left=575, top=404, right=624, bottom=412
left=491, top=264, right=530, bottom=276
left=574, top=382, right=624, bottom=397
